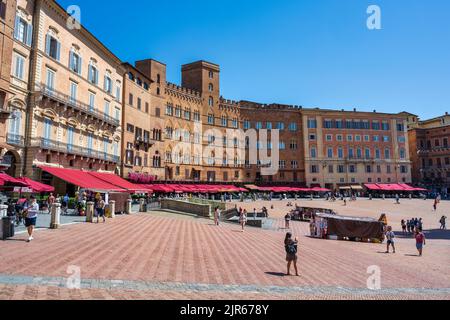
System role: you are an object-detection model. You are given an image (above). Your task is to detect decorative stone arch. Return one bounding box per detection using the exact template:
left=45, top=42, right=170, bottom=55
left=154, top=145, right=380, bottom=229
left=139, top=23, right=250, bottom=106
left=66, top=117, right=80, bottom=129
left=2, top=149, right=22, bottom=177
left=8, top=98, right=26, bottom=110
left=42, top=108, right=58, bottom=120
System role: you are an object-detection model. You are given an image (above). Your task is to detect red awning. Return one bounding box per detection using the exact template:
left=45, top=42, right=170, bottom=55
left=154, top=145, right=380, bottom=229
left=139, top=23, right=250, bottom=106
left=16, top=177, right=55, bottom=193
left=41, top=167, right=126, bottom=192
left=88, top=172, right=151, bottom=193
left=365, top=184, right=382, bottom=190
left=0, top=173, right=28, bottom=187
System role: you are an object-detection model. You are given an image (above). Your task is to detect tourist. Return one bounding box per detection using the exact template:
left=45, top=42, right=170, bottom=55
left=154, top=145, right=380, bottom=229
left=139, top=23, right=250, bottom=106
left=439, top=216, right=447, bottom=230
left=418, top=218, right=423, bottom=230
left=433, top=198, right=438, bottom=211
left=406, top=220, right=411, bottom=234
left=214, top=207, right=219, bottom=226
left=239, top=209, right=247, bottom=232
left=401, top=220, right=407, bottom=235
left=48, top=193, right=56, bottom=212
left=96, top=196, right=106, bottom=223
left=284, top=232, right=299, bottom=276
left=343, top=198, right=347, bottom=206
left=253, top=208, right=257, bottom=220
left=395, top=194, right=400, bottom=204
left=62, top=194, right=69, bottom=213
left=217, top=207, right=221, bottom=226
left=22, top=195, right=39, bottom=242
left=415, top=228, right=426, bottom=257
left=284, top=213, right=291, bottom=229
left=385, top=226, right=396, bottom=254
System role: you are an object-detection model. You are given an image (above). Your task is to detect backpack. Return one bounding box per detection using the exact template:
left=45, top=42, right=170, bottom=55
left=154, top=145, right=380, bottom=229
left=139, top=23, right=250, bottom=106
left=286, top=242, right=297, bottom=255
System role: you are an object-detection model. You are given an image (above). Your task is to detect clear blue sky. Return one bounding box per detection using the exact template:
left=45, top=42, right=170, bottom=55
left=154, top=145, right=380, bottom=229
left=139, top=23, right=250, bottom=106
left=58, top=0, right=449, bottom=119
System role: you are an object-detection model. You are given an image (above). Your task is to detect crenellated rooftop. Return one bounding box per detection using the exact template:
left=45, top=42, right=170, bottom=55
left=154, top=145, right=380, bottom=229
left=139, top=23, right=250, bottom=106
left=165, top=82, right=201, bottom=97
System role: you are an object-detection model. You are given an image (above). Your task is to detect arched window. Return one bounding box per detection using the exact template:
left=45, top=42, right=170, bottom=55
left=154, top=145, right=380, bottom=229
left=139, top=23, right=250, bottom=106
left=156, top=74, right=161, bottom=84
left=208, top=96, right=214, bottom=107
left=209, top=83, right=213, bottom=92
left=128, top=72, right=135, bottom=81
left=136, top=77, right=142, bottom=86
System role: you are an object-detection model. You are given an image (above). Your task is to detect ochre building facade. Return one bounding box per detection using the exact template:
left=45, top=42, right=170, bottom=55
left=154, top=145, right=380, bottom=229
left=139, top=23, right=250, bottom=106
left=1, top=0, right=414, bottom=191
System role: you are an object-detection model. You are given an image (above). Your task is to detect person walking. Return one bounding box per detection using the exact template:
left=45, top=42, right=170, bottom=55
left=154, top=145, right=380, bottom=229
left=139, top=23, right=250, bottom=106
left=415, top=228, right=426, bottom=257
left=439, top=216, right=447, bottom=230
left=284, top=213, right=291, bottom=229
left=95, top=196, right=106, bottom=223
left=239, top=209, right=247, bottom=232
left=406, top=220, right=411, bottom=234
left=385, top=226, right=396, bottom=253
left=217, top=207, right=221, bottom=226
left=253, top=208, right=257, bottom=221
left=395, top=194, right=400, bottom=204
left=433, top=198, right=438, bottom=211
left=284, top=232, right=299, bottom=276
left=22, top=196, right=39, bottom=242
left=214, top=207, right=219, bottom=226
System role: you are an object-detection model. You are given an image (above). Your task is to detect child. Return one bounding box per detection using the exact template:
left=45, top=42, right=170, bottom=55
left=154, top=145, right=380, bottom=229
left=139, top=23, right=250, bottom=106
left=385, top=226, right=396, bottom=254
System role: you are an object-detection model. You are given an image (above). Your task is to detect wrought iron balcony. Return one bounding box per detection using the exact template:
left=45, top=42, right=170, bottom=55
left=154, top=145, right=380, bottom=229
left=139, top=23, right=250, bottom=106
left=36, top=138, right=120, bottom=163
left=7, top=134, right=25, bottom=147
left=39, top=85, right=120, bottom=127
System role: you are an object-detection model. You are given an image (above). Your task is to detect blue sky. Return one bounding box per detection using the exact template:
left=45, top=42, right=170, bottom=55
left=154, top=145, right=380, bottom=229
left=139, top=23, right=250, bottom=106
left=58, top=0, right=449, bottom=119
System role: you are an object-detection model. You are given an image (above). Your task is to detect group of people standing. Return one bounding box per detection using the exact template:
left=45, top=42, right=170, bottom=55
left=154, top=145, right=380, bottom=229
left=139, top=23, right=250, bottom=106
left=401, top=218, right=423, bottom=235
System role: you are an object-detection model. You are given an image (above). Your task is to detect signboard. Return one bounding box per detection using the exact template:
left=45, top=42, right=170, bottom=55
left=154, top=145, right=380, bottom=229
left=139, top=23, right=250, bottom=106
left=14, top=187, right=33, bottom=193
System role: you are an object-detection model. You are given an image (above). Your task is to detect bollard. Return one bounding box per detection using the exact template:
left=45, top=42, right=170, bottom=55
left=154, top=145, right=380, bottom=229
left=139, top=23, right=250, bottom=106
left=50, top=203, right=61, bottom=229
left=126, top=199, right=132, bottom=215
left=86, top=202, right=95, bottom=223
left=0, top=205, right=7, bottom=218
left=139, top=198, right=146, bottom=212
left=109, top=200, right=116, bottom=219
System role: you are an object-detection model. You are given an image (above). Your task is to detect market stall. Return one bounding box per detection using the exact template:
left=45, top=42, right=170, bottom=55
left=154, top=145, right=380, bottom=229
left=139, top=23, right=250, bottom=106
left=311, top=212, right=385, bottom=242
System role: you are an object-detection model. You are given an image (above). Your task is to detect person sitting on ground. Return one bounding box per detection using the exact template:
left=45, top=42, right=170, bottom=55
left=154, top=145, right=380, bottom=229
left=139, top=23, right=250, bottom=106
left=284, top=232, right=299, bottom=276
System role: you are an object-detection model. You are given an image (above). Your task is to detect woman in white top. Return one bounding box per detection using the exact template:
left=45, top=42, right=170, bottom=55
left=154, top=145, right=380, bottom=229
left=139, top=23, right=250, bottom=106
left=239, top=210, right=248, bottom=232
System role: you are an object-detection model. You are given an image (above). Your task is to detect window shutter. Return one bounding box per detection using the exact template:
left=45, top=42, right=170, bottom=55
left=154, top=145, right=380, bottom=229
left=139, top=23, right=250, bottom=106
left=78, top=56, right=82, bottom=75
left=110, top=80, right=114, bottom=95
left=95, top=69, right=99, bottom=85
left=56, top=41, right=61, bottom=61
left=45, top=35, right=50, bottom=55
left=104, top=75, right=107, bottom=91
left=69, top=51, right=74, bottom=70
left=88, top=65, right=92, bottom=82
left=14, top=16, right=20, bottom=40
left=26, top=23, right=33, bottom=46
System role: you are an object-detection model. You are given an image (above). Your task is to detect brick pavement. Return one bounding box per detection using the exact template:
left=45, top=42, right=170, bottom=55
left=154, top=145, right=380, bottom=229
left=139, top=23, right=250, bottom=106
left=0, top=204, right=449, bottom=300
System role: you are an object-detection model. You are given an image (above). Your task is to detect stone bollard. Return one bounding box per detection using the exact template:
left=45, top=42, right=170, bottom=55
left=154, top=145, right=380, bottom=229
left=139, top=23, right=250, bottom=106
left=0, top=205, right=7, bottom=218
left=86, top=202, right=95, bottom=223
left=50, top=203, right=61, bottom=229
left=109, top=200, right=116, bottom=219
left=139, top=198, right=146, bottom=212
left=126, top=199, right=132, bottom=215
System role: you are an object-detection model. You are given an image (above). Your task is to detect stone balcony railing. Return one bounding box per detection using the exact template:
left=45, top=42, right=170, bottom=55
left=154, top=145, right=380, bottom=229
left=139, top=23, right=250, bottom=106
left=39, top=85, right=120, bottom=127
left=34, top=138, right=120, bottom=163
left=7, top=134, right=25, bottom=147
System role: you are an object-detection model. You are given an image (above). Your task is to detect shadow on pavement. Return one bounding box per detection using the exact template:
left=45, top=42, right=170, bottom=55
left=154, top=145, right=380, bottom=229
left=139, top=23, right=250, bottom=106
left=265, top=272, right=286, bottom=277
